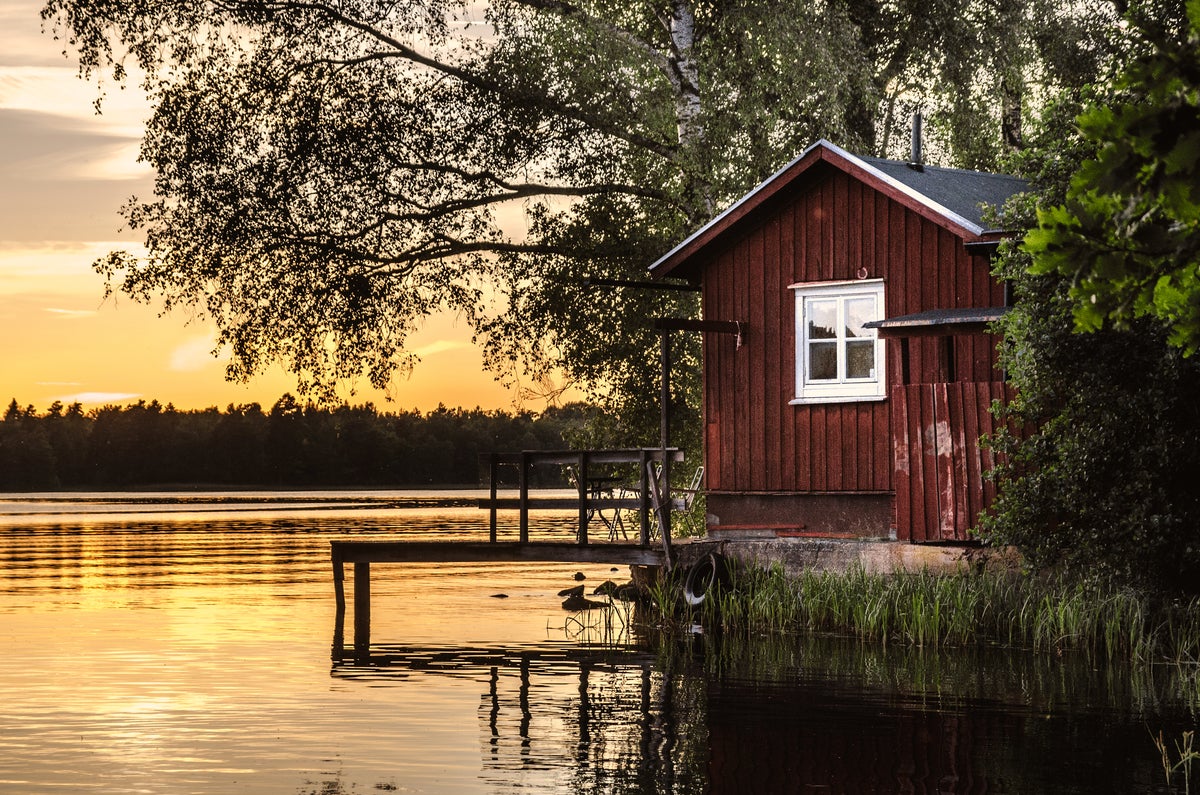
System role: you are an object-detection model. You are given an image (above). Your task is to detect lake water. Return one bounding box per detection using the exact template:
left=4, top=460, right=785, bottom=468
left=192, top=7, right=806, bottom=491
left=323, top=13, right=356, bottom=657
left=0, top=491, right=1195, bottom=794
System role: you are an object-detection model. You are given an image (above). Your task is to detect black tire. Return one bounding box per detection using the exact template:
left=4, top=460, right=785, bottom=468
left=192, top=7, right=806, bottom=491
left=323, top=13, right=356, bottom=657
left=683, top=552, right=726, bottom=607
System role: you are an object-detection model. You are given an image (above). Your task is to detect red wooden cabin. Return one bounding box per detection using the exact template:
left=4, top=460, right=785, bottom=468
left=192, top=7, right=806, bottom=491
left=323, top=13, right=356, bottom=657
left=649, top=140, right=1024, bottom=543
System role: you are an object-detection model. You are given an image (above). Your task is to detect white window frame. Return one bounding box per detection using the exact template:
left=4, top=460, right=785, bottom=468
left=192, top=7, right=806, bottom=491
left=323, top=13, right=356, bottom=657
left=790, top=279, right=886, bottom=404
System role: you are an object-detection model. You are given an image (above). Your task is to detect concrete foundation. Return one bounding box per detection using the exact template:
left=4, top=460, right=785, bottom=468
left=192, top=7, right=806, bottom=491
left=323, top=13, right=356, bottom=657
left=666, top=536, right=1019, bottom=578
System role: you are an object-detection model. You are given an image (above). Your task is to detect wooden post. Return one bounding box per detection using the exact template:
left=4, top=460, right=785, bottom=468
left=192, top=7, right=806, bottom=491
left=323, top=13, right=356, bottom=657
left=489, top=453, right=498, bottom=543
left=354, top=561, right=370, bottom=652
left=659, top=329, right=672, bottom=541
left=638, top=448, right=651, bottom=546
left=332, top=545, right=346, bottom=613
left=518, top=451, right=530, bottom=544
left=646, top=461, right=674, bottom=571
left=577, top=451, right=589, bottom=546
left=332, top=545, right=345, bottom=661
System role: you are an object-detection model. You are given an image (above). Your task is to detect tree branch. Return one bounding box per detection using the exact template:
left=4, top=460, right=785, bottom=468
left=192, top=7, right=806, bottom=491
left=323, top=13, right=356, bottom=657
left=262, top=0, right=680, bottom=159
left=507, top=0, right=673, bottom=74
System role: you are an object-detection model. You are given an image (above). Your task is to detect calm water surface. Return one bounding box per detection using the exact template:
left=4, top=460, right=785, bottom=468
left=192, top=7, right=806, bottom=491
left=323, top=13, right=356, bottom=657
left=0, top=491, right=1195, bottom=794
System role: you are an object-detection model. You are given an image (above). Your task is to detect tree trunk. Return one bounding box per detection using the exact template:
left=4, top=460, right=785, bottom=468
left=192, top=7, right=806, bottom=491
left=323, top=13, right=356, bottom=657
left=668, top=0, right=712, bottom=219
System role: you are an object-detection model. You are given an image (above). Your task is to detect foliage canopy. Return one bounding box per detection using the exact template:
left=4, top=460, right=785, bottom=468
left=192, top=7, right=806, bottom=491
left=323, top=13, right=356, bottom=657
left=42, top=0, right=1120, bottom=438
left=984, top=6, right=1200, bottom=595
left=1024, top=1, right=1200, bottom=354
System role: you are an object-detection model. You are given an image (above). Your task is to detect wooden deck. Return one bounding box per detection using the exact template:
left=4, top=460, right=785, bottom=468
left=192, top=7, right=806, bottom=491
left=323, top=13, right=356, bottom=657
left=331, top=447, right=689, bottom=650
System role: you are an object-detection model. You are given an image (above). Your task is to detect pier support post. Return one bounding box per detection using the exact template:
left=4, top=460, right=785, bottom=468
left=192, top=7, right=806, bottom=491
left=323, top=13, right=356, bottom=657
left=354, top=561, right=371, bottom=652
left=577, top=451, right=589, bottom=546
left=518, top=452, right=530, bottom=544
left=332, top=549, right=346, bottom=660
left=489, top=453, right=498, bottom=543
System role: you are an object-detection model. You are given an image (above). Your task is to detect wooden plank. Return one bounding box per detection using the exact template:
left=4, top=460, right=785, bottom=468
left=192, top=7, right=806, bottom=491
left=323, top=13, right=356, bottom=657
left=822, top=176, right=834, bottom=280
left=749, top=225, right=766, bottom=491
left=734, top=231, right=752, bottom=492
left=857, top=403, right=872, bottom=491
left=764, top=214, right=782, bottom=491
left=874, top=186, right=889, bottom=282
left=330, top=541, right=666, bottom=566
left=875, top=398, right=893, bottom=492
left=981, top=381, right=1008, bottom=508
left=918, top=384, right=939, bottom=543
left=782, top=199, right=798, bottom=488
left=961, top=381, right=984, bottom=524
left=702, top=275, right=720, bottom=491
left=811, top=405, right=828, bottom=491
left=931, top=219, right=949, bottom=319
left=892, top=384, right=913, bottom=541
left=948, top=382, right=971, bottom=540
left=848, top=176, right=862, bottom=275
left=835, top=171, right=849, bottom=276
left=826, top=403, right=844, bottom=491
left=478, top=497, right=651, bottom=511
left=717, top=253, right=736, bottom=491
left=933, top=382, right=955, bottom=539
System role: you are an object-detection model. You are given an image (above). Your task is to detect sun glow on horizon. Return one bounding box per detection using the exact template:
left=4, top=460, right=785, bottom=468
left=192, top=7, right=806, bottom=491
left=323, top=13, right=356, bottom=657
left=0, top=1, right=571, bottom=416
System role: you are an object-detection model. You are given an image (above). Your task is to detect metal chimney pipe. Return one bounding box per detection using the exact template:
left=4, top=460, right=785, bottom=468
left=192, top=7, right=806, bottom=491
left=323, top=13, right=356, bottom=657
left=910, top=111, right=923, bottom=168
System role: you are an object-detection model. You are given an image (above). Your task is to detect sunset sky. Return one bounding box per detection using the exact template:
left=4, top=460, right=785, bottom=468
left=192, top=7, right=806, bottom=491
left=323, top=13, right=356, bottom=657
left=0, top=0, right=543, bottom=414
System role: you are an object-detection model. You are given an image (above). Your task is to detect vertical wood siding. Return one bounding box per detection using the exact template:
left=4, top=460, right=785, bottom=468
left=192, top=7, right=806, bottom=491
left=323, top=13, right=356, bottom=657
left=700, top=165, right=1004, bottom=500
left=893, top=382, right=1010, bottom=541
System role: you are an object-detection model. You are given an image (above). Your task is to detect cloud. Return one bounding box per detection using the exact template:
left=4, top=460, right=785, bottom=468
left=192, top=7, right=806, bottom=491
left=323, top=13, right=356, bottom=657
left=168, top=335, right=219, bottom=372
left=0, top=241, right=145, bottom=296
left=54, top=391, right=140, bottom=405
left=44, top=307, right=96, bottom=319
left=412, top=339, right=471, bottom=358
left=0, top=107, right=150, bottom=182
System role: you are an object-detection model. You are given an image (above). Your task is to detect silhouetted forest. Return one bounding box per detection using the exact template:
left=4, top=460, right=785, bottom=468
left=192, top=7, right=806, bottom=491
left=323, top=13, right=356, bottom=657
left=0, top=396, right=606, bottom=490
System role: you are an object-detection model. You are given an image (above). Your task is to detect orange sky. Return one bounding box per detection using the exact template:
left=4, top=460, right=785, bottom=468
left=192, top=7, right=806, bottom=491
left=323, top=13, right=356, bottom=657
left=0, top=1, right=558, bottom=415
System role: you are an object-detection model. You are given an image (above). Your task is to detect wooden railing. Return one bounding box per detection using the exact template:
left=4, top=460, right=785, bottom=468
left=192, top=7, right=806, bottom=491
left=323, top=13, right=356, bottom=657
left=480, top=448, right=685, bottom=546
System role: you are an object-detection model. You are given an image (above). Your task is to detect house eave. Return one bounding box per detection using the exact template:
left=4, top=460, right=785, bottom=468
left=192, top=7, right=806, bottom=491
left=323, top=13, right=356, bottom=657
left=648, top=139, right=996, bottom=279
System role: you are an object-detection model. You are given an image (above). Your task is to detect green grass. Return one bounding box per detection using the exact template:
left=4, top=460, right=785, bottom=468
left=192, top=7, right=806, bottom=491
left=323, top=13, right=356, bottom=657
left=652, top=561, right=1200, bottom=671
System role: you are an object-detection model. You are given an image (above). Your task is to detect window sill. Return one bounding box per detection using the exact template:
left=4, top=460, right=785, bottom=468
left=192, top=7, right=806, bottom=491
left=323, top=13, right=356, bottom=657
left=789, top=394, right=887, bottom=405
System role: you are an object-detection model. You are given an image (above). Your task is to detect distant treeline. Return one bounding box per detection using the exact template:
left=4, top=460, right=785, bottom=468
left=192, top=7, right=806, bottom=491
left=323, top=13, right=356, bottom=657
left=0, top=395, right=605, bottom=490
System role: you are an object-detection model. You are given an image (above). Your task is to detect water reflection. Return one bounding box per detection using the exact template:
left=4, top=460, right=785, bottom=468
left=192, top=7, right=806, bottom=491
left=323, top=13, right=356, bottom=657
left=2, top=493, right=1195, bottom=794
left=332, top=641, right=706, bottom=794
left=330, top=622, right=1195, bottom=794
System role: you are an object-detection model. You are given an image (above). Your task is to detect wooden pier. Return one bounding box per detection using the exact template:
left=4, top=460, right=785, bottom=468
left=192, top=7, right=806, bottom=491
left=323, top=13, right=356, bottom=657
left=331, top=448, right=690, bottom=651
left=332, top=541, right=666, bottom=651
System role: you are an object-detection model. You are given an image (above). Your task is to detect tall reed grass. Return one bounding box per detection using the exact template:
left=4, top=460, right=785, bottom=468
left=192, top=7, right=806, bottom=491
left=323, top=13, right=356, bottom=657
left=657, top=561, right=1200, bottom=671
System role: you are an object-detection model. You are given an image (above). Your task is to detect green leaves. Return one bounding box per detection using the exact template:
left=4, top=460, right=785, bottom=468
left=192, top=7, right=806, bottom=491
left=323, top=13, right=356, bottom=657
left=1025, top=6, right=1200, bottom=355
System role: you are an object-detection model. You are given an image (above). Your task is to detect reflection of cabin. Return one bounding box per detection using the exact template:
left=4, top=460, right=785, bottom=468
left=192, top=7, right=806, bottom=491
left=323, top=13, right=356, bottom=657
left=649, top=140, right=1025, bottom=543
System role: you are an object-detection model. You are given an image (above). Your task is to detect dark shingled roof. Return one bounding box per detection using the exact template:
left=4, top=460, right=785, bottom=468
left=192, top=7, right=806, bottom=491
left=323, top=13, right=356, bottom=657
left=859, top=157, right=1026, bottom=230
left=650, top=140, right=1028, bottom=278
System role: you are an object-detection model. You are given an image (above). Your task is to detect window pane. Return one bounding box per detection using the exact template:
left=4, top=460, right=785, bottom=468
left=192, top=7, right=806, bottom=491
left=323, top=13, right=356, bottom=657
left=845, top=297, right=876, bottom=337
left=808, top=341, right=837, bottom=380
left=807, top=300, right=836, bottom=339
left=846, top=340, right=876, bottom=379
